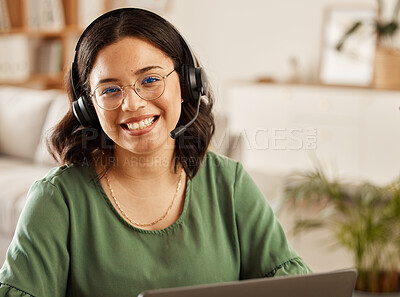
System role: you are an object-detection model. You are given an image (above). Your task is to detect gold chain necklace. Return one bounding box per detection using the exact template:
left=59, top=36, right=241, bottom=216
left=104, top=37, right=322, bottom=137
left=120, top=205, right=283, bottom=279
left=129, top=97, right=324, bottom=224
left=104, top=168, right=184, bottom=227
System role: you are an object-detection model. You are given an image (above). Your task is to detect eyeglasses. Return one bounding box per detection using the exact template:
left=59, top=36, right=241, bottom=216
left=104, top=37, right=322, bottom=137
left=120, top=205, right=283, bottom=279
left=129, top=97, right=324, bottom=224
left=90, top=69, right=175, bottom=110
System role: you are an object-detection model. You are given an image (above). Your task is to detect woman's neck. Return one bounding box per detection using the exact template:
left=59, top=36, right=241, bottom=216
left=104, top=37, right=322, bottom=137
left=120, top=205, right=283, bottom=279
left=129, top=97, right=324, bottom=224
left=107, top=145, right=179, bottom=187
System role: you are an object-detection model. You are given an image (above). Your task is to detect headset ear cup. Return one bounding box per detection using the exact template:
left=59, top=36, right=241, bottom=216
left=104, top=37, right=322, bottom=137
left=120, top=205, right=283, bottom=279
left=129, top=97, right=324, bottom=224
left=196, top=67, right=208, bottom=95
left=188, top=67, right=199, bottom=101
left=73, top=95, right=99, bottom=127
left=181, top=64, right=192, bottom=103
left=182, top=64, right=205, bottom=103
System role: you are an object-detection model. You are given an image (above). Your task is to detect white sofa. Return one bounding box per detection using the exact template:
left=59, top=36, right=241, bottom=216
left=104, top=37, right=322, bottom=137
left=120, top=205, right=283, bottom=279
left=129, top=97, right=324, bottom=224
left=0, top=86, right=69, bottom=264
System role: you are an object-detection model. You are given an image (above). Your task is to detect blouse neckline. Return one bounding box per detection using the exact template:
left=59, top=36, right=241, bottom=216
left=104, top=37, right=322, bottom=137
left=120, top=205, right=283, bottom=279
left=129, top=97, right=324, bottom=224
left=89, top=164, right=192, bottom=235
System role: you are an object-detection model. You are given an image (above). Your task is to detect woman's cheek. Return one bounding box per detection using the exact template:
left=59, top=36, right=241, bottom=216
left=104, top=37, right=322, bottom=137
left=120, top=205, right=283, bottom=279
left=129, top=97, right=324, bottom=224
left=97, top=109, right=119, bottom=135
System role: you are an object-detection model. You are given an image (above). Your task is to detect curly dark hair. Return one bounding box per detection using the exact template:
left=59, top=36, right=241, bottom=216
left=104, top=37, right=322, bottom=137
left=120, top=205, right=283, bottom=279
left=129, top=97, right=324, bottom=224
left=48, top=8, right=215, bottom=179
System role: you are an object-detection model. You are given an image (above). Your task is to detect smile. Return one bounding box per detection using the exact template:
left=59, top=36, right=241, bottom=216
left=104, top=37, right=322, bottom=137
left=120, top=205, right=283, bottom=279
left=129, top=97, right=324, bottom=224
left=121, top=116, right=160, bottom=135
left=125, top=116, right=156, bottom=131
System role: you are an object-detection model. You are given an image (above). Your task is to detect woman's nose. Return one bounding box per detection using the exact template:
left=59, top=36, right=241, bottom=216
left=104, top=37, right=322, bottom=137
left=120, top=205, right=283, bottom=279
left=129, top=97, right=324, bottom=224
left=121, top=86, right=147, bottom=111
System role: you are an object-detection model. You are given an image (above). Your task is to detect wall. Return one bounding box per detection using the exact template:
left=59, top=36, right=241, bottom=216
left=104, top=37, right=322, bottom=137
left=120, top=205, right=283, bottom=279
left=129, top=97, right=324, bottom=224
left=160, top=1, right=400, bottom=272
left=162, top=0, right=377, bottom=110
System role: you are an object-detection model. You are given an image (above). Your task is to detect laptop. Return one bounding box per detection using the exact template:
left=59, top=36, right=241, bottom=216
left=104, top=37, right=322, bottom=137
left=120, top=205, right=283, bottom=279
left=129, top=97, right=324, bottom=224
left=138, top=268, right=357, bottom=297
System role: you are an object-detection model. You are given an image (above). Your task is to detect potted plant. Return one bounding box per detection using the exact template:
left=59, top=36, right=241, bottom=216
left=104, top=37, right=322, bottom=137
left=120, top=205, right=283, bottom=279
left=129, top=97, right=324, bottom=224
left=281, top=164, right=400, bottom=294
left=336, top=0, right=400, bottom=89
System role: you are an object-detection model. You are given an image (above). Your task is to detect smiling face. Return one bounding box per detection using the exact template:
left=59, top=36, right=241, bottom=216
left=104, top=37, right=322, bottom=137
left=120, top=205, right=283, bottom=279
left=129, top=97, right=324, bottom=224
left=88, top=37, right=182, bottom=157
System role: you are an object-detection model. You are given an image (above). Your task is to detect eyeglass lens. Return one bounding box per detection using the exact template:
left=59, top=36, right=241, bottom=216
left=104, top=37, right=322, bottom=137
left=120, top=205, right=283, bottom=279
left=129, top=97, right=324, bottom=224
left=93, top=73, right=166, bottom=110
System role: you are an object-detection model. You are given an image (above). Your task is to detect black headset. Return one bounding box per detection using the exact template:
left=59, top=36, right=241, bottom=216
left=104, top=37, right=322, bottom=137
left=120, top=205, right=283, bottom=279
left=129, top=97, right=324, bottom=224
left=71, top=8, right=207, bottom=139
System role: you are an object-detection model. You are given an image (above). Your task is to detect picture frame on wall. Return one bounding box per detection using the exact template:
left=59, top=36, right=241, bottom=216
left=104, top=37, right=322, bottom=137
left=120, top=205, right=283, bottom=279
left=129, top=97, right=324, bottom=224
left=318, top=4, right=377, bottom=87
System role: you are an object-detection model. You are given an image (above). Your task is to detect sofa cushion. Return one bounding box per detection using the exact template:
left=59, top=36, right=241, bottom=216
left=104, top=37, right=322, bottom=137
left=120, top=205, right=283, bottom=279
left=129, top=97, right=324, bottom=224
left=33, top=93, right=70, bottom=165
left=0, top=157, right=52, bottom=235
left=0, top=86, right=62, bottom=160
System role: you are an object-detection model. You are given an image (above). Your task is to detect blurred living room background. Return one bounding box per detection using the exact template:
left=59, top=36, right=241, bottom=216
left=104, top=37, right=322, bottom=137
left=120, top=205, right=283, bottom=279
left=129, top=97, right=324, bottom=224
left=1, top=0, right=400, bottom=286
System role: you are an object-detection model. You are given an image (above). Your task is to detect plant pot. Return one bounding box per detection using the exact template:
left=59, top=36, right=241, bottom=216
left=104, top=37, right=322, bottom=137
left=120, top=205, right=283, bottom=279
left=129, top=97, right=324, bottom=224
left=372, top=47, right=400, bottom=90
left=356, top=270, right=399, bottom=294
left=353, top=291, right=400, bottom=297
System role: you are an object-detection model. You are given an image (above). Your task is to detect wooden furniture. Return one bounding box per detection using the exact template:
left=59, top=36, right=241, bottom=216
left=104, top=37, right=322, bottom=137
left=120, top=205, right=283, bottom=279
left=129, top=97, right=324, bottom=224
left=226, top=82, right=400, bottom=185
left=0, top=0, right=116, bottom=89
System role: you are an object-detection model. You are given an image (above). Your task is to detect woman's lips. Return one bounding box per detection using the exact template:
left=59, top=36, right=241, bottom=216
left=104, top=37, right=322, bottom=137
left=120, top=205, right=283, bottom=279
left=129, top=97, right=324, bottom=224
left=121, top=116, right=159, bottom=136
left=125, top=116, right=156, bottom=131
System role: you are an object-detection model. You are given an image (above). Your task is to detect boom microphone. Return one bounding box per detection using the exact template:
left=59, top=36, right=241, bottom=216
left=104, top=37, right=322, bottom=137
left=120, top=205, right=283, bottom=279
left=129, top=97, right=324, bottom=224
left=169, top=95, right=202, bottom=139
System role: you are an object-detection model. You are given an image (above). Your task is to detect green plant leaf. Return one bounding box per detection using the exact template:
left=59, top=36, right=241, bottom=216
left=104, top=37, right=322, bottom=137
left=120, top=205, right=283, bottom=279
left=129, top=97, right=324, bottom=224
left=336, top=21, right=363, bottom=51
left=282, top=162, right=400, bottom=282
left=376, top=21, right=399, bottom=38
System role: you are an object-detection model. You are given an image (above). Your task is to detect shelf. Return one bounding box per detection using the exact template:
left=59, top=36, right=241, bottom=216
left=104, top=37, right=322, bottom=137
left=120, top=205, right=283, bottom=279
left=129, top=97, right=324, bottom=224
left=0, top=73, right=65, bottom=89
left=0, top=0, right=111, bottom=89
left=0, top=27, right=81, bottom=37
left=233, top=80, right=400, bottom=93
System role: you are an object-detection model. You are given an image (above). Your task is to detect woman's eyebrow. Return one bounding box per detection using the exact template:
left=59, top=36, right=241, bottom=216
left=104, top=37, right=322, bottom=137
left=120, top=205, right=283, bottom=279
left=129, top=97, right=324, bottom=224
left=134, top=65, right=164, bottom=75
left=95, top=78, right=119, bottom=86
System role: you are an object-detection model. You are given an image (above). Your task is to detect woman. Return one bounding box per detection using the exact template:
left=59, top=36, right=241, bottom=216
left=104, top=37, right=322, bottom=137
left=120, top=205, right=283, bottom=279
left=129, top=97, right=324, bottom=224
left=0, top=8, right=311, bottom=297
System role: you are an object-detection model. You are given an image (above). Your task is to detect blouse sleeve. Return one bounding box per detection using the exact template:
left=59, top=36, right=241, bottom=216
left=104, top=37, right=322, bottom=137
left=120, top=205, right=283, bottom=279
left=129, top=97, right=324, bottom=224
left=233, top=162, right=312, bottom=279
left=0, top=180, right=70, bottom=297
left=0, top=283, right=34, bottom=296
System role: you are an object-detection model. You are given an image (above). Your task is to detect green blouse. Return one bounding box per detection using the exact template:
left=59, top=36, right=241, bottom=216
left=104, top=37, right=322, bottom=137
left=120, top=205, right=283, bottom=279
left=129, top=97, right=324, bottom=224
left=0, top=151, right=311, bottom=297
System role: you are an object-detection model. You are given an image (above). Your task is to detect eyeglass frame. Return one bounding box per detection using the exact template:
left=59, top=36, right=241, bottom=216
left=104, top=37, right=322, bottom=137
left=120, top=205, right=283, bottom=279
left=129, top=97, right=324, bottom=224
left=89, top=69, right=176, bottom=111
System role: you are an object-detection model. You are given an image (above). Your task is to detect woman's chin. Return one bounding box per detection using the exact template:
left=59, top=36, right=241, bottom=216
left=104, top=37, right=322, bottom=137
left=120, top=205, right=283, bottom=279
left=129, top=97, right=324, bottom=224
left=118, top=136, right=175, bottom=157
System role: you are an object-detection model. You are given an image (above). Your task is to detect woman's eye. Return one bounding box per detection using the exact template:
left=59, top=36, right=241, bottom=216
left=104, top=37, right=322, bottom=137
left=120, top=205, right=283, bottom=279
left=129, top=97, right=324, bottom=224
left=142, top=76, right=160, bottom=85
left=102, top=86, right=121, bottom=95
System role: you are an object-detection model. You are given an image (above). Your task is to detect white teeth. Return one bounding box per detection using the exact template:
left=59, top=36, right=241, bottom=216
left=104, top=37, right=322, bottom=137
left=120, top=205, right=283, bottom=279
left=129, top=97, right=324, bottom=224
left=126, top=117, right=155, bottom=131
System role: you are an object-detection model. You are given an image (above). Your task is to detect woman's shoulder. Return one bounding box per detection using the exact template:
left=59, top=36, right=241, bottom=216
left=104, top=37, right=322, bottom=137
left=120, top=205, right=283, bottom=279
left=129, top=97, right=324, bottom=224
left=24, top=162, right=99, bottom=213
left=203, top=150, right=240, bottom=172
left=199, top=151, right=262, bottom=198
left=195, top=151, right=244, bottom=186
left=36, top=162, right=96, bottom=190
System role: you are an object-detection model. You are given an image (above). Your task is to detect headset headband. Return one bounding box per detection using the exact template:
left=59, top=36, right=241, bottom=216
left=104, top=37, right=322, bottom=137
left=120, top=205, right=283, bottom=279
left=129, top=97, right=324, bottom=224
left=73, top=8, right=197, bottom=69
